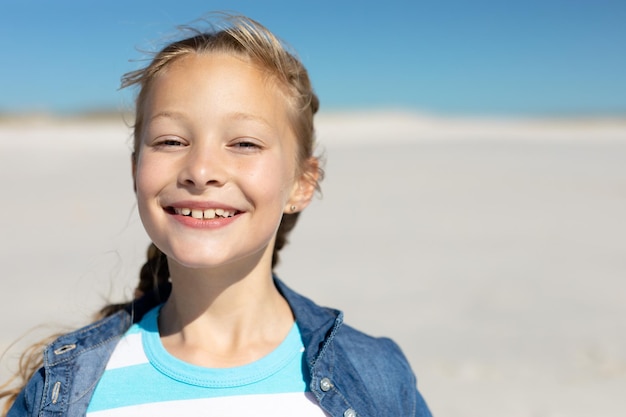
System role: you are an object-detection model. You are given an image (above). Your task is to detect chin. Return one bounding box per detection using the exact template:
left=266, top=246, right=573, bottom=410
left=164, top=245, right=271, bottom=273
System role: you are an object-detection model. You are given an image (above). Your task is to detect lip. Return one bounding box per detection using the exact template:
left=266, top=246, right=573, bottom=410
left=163, top=200, right=244, bottom=229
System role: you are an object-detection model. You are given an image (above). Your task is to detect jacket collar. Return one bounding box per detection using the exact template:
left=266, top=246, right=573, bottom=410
left=273, top=276, right=344, bottom=368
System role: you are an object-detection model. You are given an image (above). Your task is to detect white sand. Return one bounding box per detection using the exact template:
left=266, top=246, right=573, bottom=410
left=1, top=112, right=625, bottom=416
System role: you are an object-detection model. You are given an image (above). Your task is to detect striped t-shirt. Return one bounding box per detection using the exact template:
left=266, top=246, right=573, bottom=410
left=86, top=306, right=329, bottom=416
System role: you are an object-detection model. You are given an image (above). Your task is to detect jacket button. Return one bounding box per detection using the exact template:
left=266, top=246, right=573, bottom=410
left=344, top=408, right=357, bottom=417
left=53, top=344, right=76, bottom=355
left=320, top=377, right=333, bottom=392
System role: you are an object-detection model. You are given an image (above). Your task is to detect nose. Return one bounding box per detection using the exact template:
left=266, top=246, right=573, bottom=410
left=178, top=144, right=227, bottom=190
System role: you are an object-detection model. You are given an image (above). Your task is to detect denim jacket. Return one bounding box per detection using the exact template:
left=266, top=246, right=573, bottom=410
left=9, top=278, right=432, bottom=417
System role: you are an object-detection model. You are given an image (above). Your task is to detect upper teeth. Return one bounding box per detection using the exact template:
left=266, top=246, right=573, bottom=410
left=175, top=208, right=235, bottom=219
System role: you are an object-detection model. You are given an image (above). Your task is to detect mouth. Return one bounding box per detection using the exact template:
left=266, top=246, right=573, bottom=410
left=166, top=207, right=241, bottom=220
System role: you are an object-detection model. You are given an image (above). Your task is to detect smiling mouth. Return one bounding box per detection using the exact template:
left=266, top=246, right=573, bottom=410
left=167, top=207, right=240, bottom=220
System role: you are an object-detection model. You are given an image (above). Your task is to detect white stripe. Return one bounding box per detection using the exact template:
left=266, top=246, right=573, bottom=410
left=104, top=333, right=148, bottom=370
left=86, top=392, right=330, bottom=416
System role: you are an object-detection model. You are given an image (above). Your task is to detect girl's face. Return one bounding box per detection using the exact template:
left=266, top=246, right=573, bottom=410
left=133, top=53, right=313, bottom=271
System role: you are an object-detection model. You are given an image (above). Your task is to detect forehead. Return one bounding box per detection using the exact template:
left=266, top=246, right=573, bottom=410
left=151, top=53, right=288, bottom=106
left=143, top=53, right=293, bottom=128
left=140, top=53, right=297, bottom=142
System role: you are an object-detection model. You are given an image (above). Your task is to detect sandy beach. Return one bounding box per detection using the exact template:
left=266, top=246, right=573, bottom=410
left=1, top=112, right=625, bottom=416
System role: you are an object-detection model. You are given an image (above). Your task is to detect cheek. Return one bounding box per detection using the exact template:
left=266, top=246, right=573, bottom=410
left=134, top=166, right=150, bottom=199
left=249, top=157, right=296, bottom=200
left=134, top=156, right=163, bottom=204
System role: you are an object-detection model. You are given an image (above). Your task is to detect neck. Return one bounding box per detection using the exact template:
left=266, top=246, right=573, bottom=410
left=157, top=254, right=294, bottom=368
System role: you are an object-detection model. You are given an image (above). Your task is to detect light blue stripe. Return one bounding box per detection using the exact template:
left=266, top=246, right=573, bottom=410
left=88, top=358, right=308, bottom=411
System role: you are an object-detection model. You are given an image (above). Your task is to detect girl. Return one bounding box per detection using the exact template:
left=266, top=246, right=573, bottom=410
left=2, top=14, right=431, bottom=417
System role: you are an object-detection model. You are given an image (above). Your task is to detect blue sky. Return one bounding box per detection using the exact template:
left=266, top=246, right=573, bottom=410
left=1, top=0, right=625, bottom=116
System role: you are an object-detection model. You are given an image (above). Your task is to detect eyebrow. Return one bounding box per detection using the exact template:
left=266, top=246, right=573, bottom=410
left=147, top=111, right=185, bottom=123
left=148, top=111, right=270, bottom=124
left=145, top=110, right=275, bottom=134
left=227, top=111, right=273, bottom=128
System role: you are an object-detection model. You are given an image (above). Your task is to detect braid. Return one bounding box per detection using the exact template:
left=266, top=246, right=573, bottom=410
left=97, top=243, right=170, bottom=319
left=135, top=243, right=170, bottom=299
left=273, top=213, right=300, bottom=267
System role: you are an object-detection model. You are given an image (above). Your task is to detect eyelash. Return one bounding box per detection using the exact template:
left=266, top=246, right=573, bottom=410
left=154, top=138, right=185, bottom=148
left=231, top=139, right=263, bottom=152
left=235, top=141, right=258, bottom=148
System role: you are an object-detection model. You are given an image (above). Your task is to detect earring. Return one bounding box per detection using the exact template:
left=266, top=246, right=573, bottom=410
left=290, top=205, right=297, bottom=212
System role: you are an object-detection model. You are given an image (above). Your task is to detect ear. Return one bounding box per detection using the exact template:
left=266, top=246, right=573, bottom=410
left=285, top=157, right=319, bottom=213
left=131, top=152, right=137, bottom=193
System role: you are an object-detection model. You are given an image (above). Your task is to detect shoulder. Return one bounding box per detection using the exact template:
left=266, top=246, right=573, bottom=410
left=277, top=277, right=414, bottom=378
left=45, top=309, right=131, bottom=367
left=333, top=323, right=417, bottom=391
left=6, top=367, right=44, bottom=417
left=332, top=324, right=432, bottom=416
left=276, top=276, right=416, bottom=381
left=336, top=323, right=414, bottom=377
left=43, top=295, right=160, bottom=365
left=7, top=310, right=133, bottom=416
left=276, top=278, right=431, bottom=416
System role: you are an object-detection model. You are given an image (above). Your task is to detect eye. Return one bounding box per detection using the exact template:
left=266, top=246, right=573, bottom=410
left=153, top=137, right=186, bottom=148
left=230, top=138, right=263, bottom=152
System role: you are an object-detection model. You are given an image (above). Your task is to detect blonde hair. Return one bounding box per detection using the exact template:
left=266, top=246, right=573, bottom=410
left=0, top=14, right=322, bottom=414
